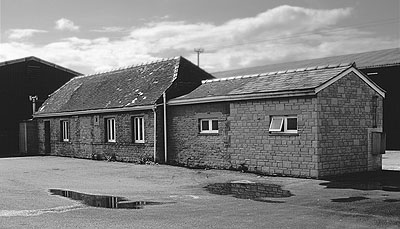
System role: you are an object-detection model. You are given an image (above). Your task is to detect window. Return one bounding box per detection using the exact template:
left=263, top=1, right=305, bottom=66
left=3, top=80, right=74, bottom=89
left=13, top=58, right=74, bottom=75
left=269, top=116, right=297, bottom=134
left=61, top=120, right=70, bottom=142
left=106, top=118, right=116, bottom=142
left=133, top=116, right=145, bottom=143
left=200, top=119, right=218, bottom=134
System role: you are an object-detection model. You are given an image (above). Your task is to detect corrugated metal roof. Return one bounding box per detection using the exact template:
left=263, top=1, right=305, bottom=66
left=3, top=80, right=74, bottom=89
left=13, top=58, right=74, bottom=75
left=36, top=57, right=181, bottom=114
left=174, top=64, right=352, bottom=101
left=0, top=56, right=82, bottom=76
left=212, top=48, right=400, bottom=78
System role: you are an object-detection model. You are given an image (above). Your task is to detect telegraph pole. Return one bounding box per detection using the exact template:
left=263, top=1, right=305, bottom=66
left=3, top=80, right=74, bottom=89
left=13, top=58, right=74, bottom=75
left=194, top=48, right=204, bottom=67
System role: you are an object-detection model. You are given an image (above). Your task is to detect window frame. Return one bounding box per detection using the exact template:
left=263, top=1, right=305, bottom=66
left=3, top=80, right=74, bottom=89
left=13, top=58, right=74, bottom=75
left=132, top=116, right=145, bottom=143
left=199, top=119, right=219, bottom=134
left=269, top=115, right=298, bottom=134
left=105, top=117, right=116, bottom=143
left=61, top=120, right=70, bottom=142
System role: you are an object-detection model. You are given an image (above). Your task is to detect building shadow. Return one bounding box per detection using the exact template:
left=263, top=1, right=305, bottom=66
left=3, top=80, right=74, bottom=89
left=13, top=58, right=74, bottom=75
left=319, top=170, right=400, bottom=191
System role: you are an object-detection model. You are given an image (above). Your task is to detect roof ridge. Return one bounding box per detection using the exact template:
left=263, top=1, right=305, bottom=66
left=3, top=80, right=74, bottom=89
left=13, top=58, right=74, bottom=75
left=74, top=56, right=181, bottom=79
left=0, top=56, right=82, bottom=76
left=204, top=62, right=354, bottom=84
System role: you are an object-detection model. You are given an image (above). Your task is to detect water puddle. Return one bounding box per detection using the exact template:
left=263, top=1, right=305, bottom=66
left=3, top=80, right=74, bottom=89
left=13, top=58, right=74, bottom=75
left=331, top=196, right=369, bottom=203
left=319, top=170, right=400, bottom=192
left=49, top=189, right=166, bottom=209
left=383, top=199, right=400, bottom=203
left=205, top=182, right=293, bottom=202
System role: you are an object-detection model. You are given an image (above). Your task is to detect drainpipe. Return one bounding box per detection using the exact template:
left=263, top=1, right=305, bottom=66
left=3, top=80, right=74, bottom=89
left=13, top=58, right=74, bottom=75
left=163, top=92, right=168, bottom=163
left=152, top=106, right=157, bottom=163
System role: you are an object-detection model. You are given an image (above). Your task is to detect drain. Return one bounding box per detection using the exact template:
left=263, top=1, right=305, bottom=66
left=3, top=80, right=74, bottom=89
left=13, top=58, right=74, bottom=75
left=49, top=189, right=166, bottom=209
left=205, top=182, right=293, bottom=202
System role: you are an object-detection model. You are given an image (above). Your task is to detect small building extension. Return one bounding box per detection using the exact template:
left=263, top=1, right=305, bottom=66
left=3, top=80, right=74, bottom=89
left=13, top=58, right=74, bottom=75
left=168, top=63, right=385, bottom=178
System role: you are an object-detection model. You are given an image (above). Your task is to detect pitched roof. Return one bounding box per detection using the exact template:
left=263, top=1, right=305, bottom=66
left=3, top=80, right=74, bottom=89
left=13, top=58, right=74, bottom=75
left=35, top=57, right=183, bottom=116
left=169, top=63, right=384, bottom=105
left=212, top=48, right=400, bottom=78
left=0, top=56, right=82, bottom=76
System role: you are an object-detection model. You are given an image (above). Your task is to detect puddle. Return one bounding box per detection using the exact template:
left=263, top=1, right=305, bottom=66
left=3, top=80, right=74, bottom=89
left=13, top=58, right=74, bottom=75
left=384, top=199, right=400, bottom=203
left=49, top=189, right=166, bottom=209
left=205, top=182, right=293, bottom=202
left=331, top=196, right=369, bottom=203
left=319, top=170, right=400, bottom=192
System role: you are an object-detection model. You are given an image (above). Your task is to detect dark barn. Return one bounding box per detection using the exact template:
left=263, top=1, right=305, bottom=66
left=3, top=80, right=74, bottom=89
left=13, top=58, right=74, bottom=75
left=0, top=56, right=81, bottom=156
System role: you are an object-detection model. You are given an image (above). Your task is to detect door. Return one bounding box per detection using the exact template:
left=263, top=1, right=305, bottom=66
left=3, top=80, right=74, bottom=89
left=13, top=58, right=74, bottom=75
left=44, top=121, right=51, bottom=155
left=19, top=122, right=27, bottom=155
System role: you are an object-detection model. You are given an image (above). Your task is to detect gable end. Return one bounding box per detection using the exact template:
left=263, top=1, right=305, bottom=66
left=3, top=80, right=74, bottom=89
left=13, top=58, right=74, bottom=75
left=315, top=67, right=385, bottom=98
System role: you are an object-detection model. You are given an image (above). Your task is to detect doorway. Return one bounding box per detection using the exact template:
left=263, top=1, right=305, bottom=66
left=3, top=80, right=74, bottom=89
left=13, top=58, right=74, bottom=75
left=44, top=121, right=51, bottom=155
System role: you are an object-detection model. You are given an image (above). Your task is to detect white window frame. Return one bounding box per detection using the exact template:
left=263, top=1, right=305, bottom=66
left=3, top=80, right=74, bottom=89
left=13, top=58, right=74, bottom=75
left=269, top=116, right=298, bottom=134
left=200, top=119, right=219, bottom=134
left=61, top=120, right=70, bottom=142
left=106, top=118, right=116, bottom=142
left=133, top=116, right=145, bottom=143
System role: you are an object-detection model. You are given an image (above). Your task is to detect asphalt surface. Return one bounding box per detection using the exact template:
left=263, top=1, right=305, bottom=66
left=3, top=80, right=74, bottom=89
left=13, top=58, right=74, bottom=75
left=0, top=155, right=400, bottom=228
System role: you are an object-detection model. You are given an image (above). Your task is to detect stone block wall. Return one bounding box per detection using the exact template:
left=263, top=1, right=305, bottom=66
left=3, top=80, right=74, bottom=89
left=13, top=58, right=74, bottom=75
left=168, top=98, right=319, bottom=178
left=227, top=98, right=319, bottom=178
left=317, top=71, right=384, bottom=177
left=37, top=110, right=158, bottom=162
left=168, top=102, right=232, bottom=168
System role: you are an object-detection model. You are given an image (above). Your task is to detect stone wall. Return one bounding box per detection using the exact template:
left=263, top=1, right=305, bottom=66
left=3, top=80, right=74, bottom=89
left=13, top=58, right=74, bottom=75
left=37, top=110, right=158, bottom=162
left=227, top=97, right=319, bottom=178
left=168, top=102, right=231, bottom=168
left=168, top=98, right=320, bottom=178
left=317, top=71, right=384, bottom=177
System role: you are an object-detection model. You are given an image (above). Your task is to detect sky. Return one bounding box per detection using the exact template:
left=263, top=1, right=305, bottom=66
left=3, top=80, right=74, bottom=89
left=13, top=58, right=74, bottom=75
left=0, top=0, right=399, bottom=75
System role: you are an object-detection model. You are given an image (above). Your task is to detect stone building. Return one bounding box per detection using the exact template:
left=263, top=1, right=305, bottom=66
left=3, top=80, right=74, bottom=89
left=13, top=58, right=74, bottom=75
left=213, top=48, right=400, bottom=150
left=168, top=63, right=385, bottom=178
left=33, top=56, right=386, bottom=178
left=33, top=57, right=213, bottom=162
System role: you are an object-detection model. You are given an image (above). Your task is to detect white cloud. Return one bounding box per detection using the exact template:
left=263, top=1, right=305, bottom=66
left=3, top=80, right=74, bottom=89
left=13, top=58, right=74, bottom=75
left=1, top=5, right=398, bottom=74
left=7, top=29, right=47, bottom=40
left=55, top=18, right=79, bottom=31
left=91, top=26, right=125, bottom=33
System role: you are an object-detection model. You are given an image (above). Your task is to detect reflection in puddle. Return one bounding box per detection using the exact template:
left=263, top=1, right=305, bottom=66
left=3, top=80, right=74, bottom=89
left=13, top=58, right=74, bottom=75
left=205, top=182, right=293, bottom=202
left=331, top=196, right=369, bottom=203
left=49, top=189, right=165, bottom=209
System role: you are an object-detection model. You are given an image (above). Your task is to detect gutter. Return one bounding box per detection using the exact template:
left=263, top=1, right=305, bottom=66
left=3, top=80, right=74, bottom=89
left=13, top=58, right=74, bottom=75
left=33, top=105, right=155, bottom=118
left=168, top=89, right=316, bottom=106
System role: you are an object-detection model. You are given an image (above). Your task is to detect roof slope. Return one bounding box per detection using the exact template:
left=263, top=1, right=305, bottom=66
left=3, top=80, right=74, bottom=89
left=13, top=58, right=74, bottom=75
left=36, top=57, right=182, bottom=115
left=171, top=63, right=354, bottom=103
left=213, top=48, right=400, bottom=78
left=0, top=56, right=81, bottom=76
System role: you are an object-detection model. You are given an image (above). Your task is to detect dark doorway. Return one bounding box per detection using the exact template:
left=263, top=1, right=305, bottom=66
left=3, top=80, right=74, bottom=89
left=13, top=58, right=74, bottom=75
left=44, top=121, right=51, bottom=155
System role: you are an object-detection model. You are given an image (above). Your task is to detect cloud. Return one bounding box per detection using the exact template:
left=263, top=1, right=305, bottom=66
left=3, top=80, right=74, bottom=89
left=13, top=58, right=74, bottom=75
left=91, top=26, right=126, bottom=33
left=7, top=29, right=47, bottom=40
left=55, top=18, right=80, bottom=31
left=1, top=5, right=398, bottom=74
